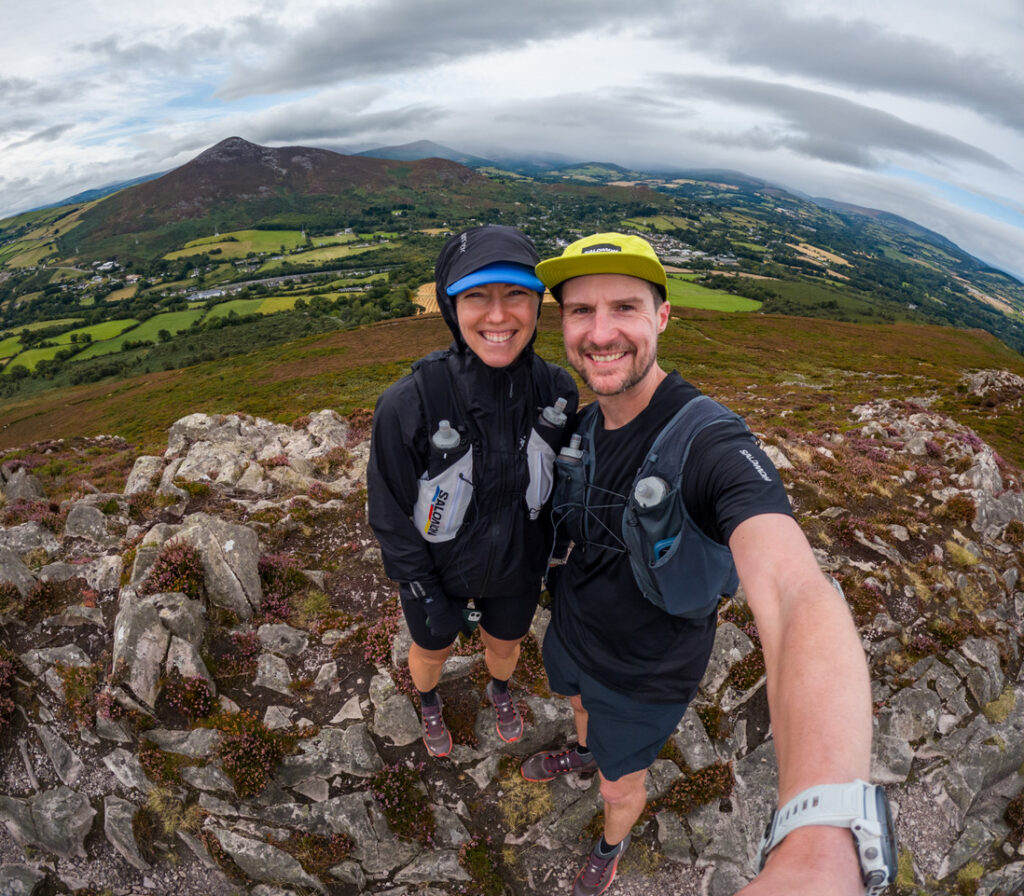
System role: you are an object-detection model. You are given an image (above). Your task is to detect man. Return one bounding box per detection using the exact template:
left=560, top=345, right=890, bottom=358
left=522, top=233, right=876, bottom=896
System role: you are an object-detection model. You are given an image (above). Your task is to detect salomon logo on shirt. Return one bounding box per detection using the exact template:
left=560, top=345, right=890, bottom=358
left=740, top=449, right=772, bottom=482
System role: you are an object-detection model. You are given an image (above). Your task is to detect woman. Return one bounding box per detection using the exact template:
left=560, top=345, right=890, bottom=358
left=367, top=225, right=578, bottom=757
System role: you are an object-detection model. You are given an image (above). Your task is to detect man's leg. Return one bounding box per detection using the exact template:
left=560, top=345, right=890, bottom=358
left=571, top=767, right=646, bottom=895
left=569, top=693, right=589, bottom=746
left=599, top=768, right=647, bottom=845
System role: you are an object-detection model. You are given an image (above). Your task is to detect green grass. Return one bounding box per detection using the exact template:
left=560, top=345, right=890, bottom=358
left=0, top=335, right=21, bottom=359
left=203, top=297, right=299, bottom=320
left=74, top=312, right=201, bottom=359
left=666, top=276, right=761, bottom=312
left=55, top=320, right=139, bottom=344
left=3, top=345, right=64, bottom=372
left=5, top=318, right=84, bottom=333
left=165, top=229, right=310, bottom=260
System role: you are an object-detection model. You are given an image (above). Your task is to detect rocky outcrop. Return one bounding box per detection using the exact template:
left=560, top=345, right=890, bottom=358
left=0, top=394, right=1020, bottom=896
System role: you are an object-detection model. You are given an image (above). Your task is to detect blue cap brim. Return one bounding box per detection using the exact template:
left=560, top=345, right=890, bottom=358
left=446, top=263, right=545, bottom=297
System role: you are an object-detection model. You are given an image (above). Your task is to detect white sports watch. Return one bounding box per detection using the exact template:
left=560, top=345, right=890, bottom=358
left=758, top=780, right=897, bottom=895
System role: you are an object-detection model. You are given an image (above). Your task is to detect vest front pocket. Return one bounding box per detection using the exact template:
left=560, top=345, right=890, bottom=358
left=412, top=449, right=474, bottom=543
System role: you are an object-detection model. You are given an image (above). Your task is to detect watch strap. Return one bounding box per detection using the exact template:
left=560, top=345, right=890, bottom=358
left=759, top=779, right=869, bottom=866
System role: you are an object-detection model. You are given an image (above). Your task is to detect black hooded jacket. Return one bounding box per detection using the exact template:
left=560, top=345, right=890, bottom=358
left=367, top=227, right=578, bottom=600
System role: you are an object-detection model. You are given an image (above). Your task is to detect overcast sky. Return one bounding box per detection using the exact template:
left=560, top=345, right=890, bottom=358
left=2, top=0, right=1022, bottom=278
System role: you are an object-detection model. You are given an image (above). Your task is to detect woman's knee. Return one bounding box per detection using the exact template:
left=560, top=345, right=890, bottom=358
left=409, top=643, right=451, bottom=668
left=479, top=629, right=522, bottom=661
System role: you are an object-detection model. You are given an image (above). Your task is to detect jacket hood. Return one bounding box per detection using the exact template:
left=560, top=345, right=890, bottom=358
left=434, top=225, right=542, bottom=355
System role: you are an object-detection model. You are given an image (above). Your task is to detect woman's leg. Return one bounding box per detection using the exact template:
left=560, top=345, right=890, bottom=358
left=408, top=642, right=452, bottom=692
left=478, top=627, right=521, bottom=682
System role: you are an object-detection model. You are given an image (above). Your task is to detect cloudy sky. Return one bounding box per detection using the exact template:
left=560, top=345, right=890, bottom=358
left=2, top=0, right=1023, bottom=278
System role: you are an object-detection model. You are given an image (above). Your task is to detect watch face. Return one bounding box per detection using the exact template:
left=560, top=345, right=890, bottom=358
left=874, top=785, right=898, bottom=878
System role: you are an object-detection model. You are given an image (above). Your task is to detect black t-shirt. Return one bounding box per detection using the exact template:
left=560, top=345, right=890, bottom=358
left=552, top=372, right=794, bottom=703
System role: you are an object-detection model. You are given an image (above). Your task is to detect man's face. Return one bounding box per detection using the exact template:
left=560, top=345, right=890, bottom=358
left=454, top=282, right=540, bottom=368
left=559, top=273, right=670, bottom=397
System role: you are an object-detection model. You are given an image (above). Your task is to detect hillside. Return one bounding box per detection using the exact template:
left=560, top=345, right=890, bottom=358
left=0, top=305, right=1022, bottom=894
left=0, top=136, right=1023, bottom=414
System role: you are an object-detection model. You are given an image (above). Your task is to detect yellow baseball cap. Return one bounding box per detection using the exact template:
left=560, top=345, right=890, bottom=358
left=536, top=232, right=667, bottom=298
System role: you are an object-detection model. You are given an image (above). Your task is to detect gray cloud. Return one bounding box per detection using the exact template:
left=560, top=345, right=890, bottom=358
left=3, top=123, right=76, bottom=151
left=666, top=3, right=1024, bottom=134
left=0, top=75, right=69, bottom=107
left=79, top=28, right=229, bottom=75
left=219, top=0, right=673, bottom=99
left=667, top=75, right=1014, bottom=172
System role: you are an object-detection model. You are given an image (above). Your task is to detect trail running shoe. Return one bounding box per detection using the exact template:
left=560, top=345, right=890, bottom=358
left=420, top=698, right=452, bottom=758
left=520, top=745, right=598, bottom=782
left=572, top=835, right=630, bottom=896
left=485, top=680, right=524, bottom=743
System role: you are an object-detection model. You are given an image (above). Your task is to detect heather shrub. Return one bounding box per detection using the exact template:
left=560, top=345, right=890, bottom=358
left=370, top=762, right=436, bottom=845
left=0, top=647, right=19, bottom=739
left=458, top=836, right=504, bottom=896
left=23, top=578, right=84, bottom=625
left=256, top=553, right=307, bottom=623
left=0, top=582, right=22, bottom=616
left=213, top=710, right=293, bottom=798
left=209, top=630, right=261, bottom=681
left=725, top=648, right=766, bottom=690
left=138, top=740, right=198, bottom=786
left=157, top=669, right=217, bottom=724
left=657, top=761, right=735, bottom=816
left=1003, top=520, right=1024, bottom=545
left=55, top=661, right=103, bottom=729
left=1, top=498, right=66, bottom=533
left=269, top=831, right=353, bottom=874
left=1006, top=791, right=1024, bottom=842
left=141, top=539, right=204, bottom=599
left=935, top=494, right=977, bottom=526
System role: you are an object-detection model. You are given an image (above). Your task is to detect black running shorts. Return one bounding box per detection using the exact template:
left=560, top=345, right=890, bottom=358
left=542, top=623, right=691, bottom=781
left=400, top=585, right=540, bottom=650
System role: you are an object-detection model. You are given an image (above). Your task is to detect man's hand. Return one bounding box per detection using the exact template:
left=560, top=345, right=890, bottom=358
left=736, top=826, right=864, bottom=896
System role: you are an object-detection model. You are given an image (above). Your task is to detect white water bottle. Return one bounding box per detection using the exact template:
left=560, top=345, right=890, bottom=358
left=431, top=419, right=460, bottom=451
left=634, top=475, right=669, bottom=508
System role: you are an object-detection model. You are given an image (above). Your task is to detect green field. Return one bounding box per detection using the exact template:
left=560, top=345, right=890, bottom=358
left=203, top=296, right=299, bottom=320
left=666, top=275, right=762, bottom=312
left=3, top=345, right=64, bottom=372
left=74, top=311, right=202, bottom=359
left=55, top=319, right=141, bottom=344
left=165, top=229, right=310, bottom=260
left=0, top=335, right=22, bottom=360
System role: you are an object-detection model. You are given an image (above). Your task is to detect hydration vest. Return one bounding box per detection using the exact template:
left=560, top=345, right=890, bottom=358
left=409, top=350, right=567, bottom=544
left=553, top=395, right=756, bottom=618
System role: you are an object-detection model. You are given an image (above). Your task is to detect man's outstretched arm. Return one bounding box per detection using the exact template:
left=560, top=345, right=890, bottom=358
left=729, top=512, right=873, bottom=896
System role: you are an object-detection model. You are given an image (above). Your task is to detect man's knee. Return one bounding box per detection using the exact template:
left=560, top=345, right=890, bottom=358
left=599, top=769, right=647, bottom=807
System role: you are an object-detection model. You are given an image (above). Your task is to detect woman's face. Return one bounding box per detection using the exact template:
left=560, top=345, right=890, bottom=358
left=454, top=282, right=541, bottom=368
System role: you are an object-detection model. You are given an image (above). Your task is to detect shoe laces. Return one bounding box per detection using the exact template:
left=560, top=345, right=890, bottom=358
left=579, top=849, right=615, bottom=887
left=490, top=685, right=518, bottom=724
left=422, top=703, right=445, bottom=736
left=544, top=748, right=579, bottom=774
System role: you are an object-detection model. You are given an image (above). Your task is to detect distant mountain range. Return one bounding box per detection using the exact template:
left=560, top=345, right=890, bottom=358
left=2, top=136, right=1022, bottom=357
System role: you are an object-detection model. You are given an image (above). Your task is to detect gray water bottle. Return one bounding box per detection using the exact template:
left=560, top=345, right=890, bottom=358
left=634, top=475, right=669, bottom=508
left=431, top=419, right=461, bottom=451
left=541, top=397, right=569, bottom=429
left=559, top=433, right=584, bottom=463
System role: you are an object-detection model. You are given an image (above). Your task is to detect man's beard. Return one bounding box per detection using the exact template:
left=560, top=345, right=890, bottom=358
left=570, top=343, right=658, bottom=397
